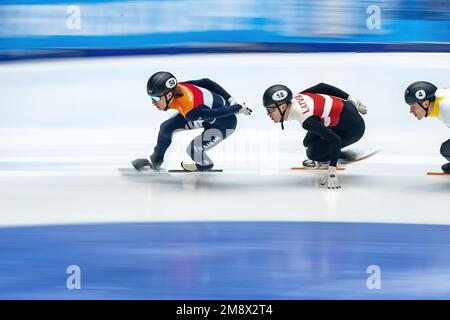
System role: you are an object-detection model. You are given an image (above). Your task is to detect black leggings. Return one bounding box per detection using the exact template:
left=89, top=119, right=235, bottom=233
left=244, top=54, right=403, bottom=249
left=153, top=113, right=237, bottom=166
left=441, top=139, right=450, bottom=161
left=304, top=102, right=366, bottom=162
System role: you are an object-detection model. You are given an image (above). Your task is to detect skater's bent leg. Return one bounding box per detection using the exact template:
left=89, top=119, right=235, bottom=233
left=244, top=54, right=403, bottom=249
left=335, top=128, right=364, bottom=162
left=333, top=120, right=365, bottom=149
left=153, top=113, right=188, bottom=162
left=186, top=115, right=237, bottom=168
left=440, top=139, right=450, bottom=161
left=306, top=130, right=364, bottom=164
left=306, top=140, right=333, bottom=163
left=440, top=139, right=450, bottom=173
left=187, top=128, right=223, bottom=168
left=333, top=101, right=366, bottom=149
left=303, top=132, right=321, bottom=148
left=332, top=114, right=365, bottom=162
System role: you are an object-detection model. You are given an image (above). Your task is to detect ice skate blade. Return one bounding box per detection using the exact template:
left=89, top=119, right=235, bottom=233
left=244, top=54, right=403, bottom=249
left=350, top=150, right=381, bottom=163
left=168, top=169, right=223, bottom=173
left=118, top=168, right=164, bottom=175
left=427, top=172, right=450, bottom=176
left=291, top=166, right=345, bottom=171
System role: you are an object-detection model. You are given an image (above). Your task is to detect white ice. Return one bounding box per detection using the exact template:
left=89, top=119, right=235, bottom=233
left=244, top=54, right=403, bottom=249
left=0, top=52, right=449, bottom=228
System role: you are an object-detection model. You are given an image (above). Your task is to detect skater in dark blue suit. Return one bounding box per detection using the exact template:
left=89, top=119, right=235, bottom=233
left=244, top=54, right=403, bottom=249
left=132, top=71, right=252, bottom=172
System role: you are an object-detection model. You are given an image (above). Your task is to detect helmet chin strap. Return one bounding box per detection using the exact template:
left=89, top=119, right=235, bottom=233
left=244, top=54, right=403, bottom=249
left=277, top=105, right=287, bottom=130
left=418, top=100, right=429, bottom=118
left=163, top=91, right=174, bottom=111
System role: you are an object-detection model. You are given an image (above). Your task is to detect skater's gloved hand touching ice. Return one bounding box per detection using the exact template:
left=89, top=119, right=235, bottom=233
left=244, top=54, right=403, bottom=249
left=347, top=95, right=367, bottom=115
left=321, top=166, right=342, bottom=189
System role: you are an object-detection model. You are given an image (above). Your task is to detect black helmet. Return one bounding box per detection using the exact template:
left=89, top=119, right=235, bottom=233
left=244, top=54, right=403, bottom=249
left=147, top=71, right=178, bottom=96
left=262, top=84, right=293, bottom=107
left=262, top=84, right=293, bottom=130
left=404, top=81, right=437, bottom=104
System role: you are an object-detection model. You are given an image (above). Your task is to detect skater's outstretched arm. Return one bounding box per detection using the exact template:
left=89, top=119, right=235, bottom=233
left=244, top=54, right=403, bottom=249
left=302, top=116, right=342, bottom=167
left=185, top=104, right=242, bottom=122
left=184, top=78, right=232, bottom=102
left=301, top=83, right=349, bottom=100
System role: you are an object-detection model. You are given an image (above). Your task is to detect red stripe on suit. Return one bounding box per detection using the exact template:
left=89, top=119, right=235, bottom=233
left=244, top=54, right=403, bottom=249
left=328, top=98, right=344, bottom=127
left=181, top=82, right=204, bottom=108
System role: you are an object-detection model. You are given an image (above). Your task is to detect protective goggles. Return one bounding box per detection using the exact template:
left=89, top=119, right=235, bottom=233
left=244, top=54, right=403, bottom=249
left=266, top=104, right=281, bottom=114
left=150, top=95, right=162, bottom=102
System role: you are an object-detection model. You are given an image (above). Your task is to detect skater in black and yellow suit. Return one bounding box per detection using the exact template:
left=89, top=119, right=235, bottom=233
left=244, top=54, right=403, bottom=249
left=404, top=81, right=450, bottom=174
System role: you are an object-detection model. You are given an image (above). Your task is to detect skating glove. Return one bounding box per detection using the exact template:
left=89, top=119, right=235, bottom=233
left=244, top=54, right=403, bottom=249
left=347, top=95, right=367, bottom=115
left=228, top=97, right=252, bottom=116
left=237, top=103, right=253, bottom=116
left=321, top=166, right=342, bottom=189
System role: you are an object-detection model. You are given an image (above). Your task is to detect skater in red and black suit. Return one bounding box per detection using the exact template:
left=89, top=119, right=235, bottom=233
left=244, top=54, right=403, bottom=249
left=262, top=83, right=368, bottom=189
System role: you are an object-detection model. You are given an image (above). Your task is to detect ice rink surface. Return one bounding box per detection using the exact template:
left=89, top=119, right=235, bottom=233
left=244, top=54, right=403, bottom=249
left=0, top=53, right=449, bottom=299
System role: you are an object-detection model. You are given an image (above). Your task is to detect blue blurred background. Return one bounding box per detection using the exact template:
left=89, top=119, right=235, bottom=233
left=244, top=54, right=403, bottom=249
left=1, top=0, right=450, bottom=60
left=1, top=0, right=450, bottom=300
